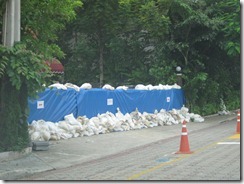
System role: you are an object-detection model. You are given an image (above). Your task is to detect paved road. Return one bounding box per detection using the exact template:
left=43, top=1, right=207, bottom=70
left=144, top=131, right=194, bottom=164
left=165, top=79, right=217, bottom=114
left=21, top=119, right=240, bottom=180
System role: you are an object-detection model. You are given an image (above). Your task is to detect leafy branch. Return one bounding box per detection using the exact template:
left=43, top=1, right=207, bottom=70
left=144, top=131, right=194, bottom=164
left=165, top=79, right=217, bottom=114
left=1, top=43, right=51, bottom=97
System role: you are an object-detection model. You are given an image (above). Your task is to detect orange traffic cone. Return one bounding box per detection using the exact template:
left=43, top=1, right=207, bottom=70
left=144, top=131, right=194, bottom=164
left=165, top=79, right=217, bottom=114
left=176, top=120, right=193, bottom=154
left=236, top=110, right=240, bottom=134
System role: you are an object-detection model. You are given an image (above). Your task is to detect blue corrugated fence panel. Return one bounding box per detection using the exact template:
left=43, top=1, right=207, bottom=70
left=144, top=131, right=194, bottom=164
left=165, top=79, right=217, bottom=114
left=28, top=88, right=185, bottom=122
left=28, top=88, right=78, bottom=123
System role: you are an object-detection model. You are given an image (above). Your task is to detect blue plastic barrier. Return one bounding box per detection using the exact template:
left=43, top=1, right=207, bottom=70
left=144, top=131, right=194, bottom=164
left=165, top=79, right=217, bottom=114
left=28, top=88, right=78, bottom=123
left=77, top=89, right=185, bottom=118
left=28, top=88, right=185, bottom=123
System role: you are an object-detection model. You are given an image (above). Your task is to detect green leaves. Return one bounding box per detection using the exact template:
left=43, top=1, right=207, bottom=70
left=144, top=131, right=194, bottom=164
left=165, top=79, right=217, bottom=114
left=56, top=0, right=240, bottom=115
left=0, top=43, right=50, bottom=152
left=21, top=0, right=82, bottom=58
left=0, top=60, right=7, bottom=77
left=0, top=46, right=8, bottom=77
left=215, top=0, right=240, bottom=57
left=0, top=43, right=51, bottom=96
left=138, top=0, right=170, bottom=37
left=226, top=41, right=240, bottom=56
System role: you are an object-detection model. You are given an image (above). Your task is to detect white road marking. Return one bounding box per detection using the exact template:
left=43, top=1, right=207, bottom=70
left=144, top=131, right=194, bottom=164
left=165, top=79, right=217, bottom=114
left=217, top=142, right=240, bottom=145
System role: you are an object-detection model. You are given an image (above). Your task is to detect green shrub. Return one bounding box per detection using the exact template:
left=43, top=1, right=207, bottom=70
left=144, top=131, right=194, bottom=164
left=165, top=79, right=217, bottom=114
left=0, top=44, right=50, bottom=152
left=225, top=91, right=240, bottom=111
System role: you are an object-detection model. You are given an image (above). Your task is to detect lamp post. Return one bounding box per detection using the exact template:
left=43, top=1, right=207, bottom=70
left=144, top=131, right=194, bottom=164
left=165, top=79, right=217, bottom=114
left=176, top=66, right=182, bottom=86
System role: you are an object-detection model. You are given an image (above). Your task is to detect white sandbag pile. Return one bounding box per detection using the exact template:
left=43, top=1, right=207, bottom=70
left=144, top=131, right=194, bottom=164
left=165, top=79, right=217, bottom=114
left=133, top=83, right=181, bottom=90
left=102, top=84, right=115, bottom=90
left=28, top=113, right=85, bottom=141
left=116, top=86, right=129, bottom=90
left=49, top=82, right=93, bottom=90
left=64, top=83, right=80, bottom=91
left=49, top=83, right=67, bottom=90
left=80, top=83, right=92, bottom=90
left=28, top=106, right=204, bottom=141
left=48, top=82, right=181, bottom=91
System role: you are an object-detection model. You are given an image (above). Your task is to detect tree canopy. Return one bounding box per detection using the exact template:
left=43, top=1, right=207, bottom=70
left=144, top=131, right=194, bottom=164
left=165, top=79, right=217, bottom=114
left=57, top=0, right=240, bottom=114
left=0, top=0, right=240, bottom=114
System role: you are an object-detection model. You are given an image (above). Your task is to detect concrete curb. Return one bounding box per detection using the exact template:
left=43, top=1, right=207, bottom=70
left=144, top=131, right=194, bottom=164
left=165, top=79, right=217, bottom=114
left=204, top=110, right=237, bottom=118
left=204, top=113, right=219, bottom=118
left=0, top=147, right=32, bottom=163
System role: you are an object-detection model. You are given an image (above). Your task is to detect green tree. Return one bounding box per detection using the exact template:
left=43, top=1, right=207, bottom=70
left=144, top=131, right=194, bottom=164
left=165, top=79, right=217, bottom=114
left=0, top=0, right=82, bottom=152
left=59, top=0, right=172, bottom=86
left=70, top=0, right=120, bottom=86
left=161, top=0, right=240, bottom=114
left=58, top=0, right=240, bottom=115
left=160, top=0, right=223, bottom=113
left=0, top=43, right=50, bottom=152
left=203, top=0, right=240, bottom=112
left=21, top=0, right=82, bottom=59
left=215, top=0, right=240, bottom=57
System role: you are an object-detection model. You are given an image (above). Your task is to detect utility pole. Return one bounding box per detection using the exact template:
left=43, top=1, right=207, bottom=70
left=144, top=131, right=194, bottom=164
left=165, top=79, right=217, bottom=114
left=2, top=0, right=20, bottom=47
left=14, top=0, right=20, bottom=42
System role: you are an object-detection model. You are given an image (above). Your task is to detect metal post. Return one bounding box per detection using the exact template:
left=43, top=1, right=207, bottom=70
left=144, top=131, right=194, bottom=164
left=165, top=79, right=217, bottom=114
left=3, top=0, right=20, bottom=47
left=3, top=0, right=15, bottom=47
left=176, top=73, right=183, bottom=86
left=14, top=0, right=21, bottom=42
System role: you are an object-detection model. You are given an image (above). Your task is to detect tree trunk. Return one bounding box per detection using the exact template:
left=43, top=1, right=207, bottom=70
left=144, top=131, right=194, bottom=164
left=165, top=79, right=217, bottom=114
left=99, top=44, right=104, bottom=87
left=0, top=76, right=29, bottom=152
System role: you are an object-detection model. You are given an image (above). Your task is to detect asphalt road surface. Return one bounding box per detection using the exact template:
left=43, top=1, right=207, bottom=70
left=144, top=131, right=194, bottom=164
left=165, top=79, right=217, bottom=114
left=21, top=119, right=240, bottom=181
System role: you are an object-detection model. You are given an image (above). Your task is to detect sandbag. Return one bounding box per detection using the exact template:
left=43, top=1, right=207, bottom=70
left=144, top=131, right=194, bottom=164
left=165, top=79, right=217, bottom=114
left=64, top=113, right=81, bottom=126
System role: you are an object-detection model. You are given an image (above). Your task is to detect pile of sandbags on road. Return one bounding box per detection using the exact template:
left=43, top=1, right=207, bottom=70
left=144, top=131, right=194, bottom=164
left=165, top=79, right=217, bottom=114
left=28, top=106, right=204, bottom=141
left=28, top=114, right=85, bottom=141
